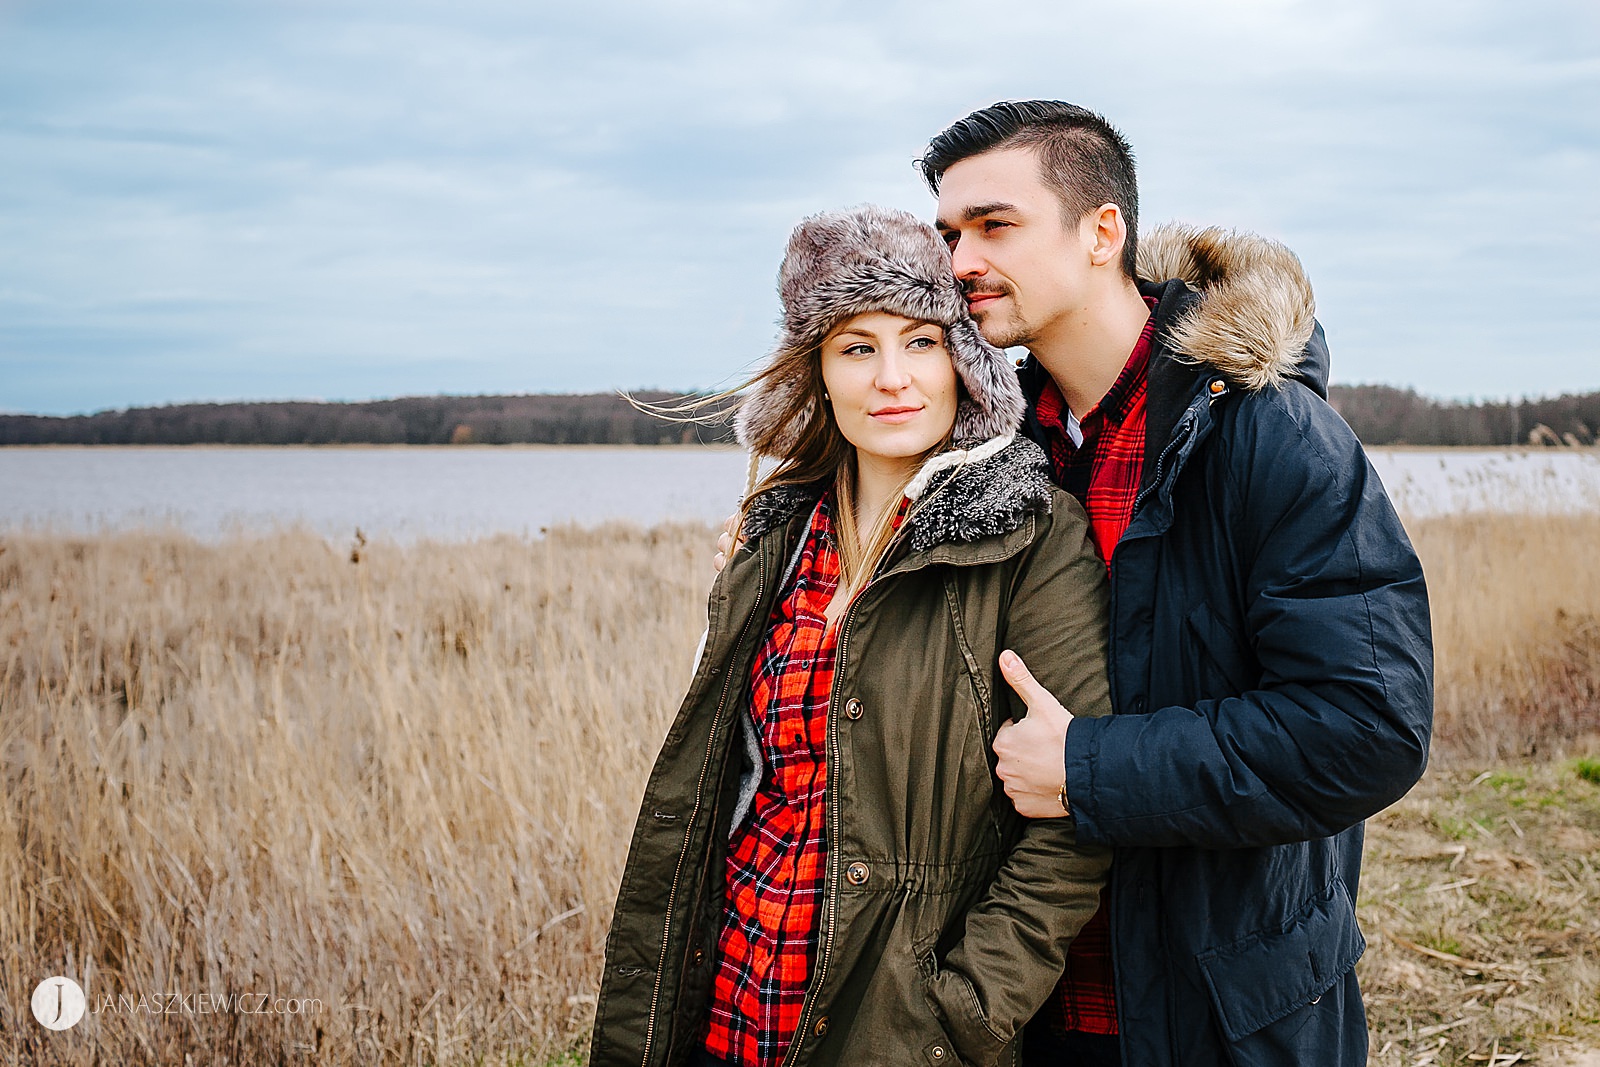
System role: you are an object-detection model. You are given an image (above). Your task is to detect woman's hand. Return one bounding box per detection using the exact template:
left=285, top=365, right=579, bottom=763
left=993, top=650, right=1076, bottom=819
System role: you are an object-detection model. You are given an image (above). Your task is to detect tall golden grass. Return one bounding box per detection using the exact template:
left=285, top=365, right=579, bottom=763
left=1, top=513, right=1596, bottom=1065
left=1414, top=515, right=1600, bottom=762
left=1, top=525, right=707, bottom=1065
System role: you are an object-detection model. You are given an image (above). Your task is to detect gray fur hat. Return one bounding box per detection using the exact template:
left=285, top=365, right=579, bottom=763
left=734, top=204, right=1025, bottom=456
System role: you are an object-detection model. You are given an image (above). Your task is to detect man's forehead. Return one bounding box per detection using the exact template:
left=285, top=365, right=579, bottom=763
left=934, top=148, right=1049, bottom=222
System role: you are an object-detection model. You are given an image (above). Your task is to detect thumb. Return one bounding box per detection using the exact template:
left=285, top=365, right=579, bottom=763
left=999, top=650, right=1049, bottom=710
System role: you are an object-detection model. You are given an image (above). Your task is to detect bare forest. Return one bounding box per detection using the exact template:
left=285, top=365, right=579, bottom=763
left=5, top=385, right=1599, bottom=448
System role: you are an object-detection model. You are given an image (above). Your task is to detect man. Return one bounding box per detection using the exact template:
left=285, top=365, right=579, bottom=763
left=925, top=101, right=1433, bottom=1065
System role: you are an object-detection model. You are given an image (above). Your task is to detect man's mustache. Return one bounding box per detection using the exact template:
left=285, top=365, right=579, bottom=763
left=961, top=282, right=1011, bottom=299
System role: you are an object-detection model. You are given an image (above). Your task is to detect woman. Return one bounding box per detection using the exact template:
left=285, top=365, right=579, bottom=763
left=590, top=206, right=1111, bottom=1067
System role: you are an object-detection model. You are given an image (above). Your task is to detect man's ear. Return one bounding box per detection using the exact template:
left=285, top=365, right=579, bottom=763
left=1086, top=203, right=1126, bottom=268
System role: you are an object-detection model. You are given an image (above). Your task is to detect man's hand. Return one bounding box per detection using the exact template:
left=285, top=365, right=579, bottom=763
left=993, top=650, right=1075, bottom=819
left=713, top=512, right=742, bottom=573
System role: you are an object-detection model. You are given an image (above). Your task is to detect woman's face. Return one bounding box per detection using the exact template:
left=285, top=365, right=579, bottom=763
left=820, top=311, right=958, bottom=466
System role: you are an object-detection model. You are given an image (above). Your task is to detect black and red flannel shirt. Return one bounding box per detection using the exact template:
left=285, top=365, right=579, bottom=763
left=704, top=496, right=840, bottom=1067
left=1030, top=296, right=1159, bottom=1037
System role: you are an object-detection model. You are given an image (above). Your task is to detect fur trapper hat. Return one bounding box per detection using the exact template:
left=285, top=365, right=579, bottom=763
left=734, top=205, right=1025, bottom=456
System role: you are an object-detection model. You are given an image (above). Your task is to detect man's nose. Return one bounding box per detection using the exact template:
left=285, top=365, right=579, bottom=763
left=948, top=234, right=985, bottom=280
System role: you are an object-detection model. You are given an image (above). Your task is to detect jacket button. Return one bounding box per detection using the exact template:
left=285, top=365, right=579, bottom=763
left=692, top=948, right=705, bottom=967
left=814, top=1015, right=829, bottom=1037
left=931, top=1047, right=947, bottom=1061
left=844, top=698, right=864, bottom=720
left=1208, top=377, right=1227, bottom=396
left=845, top=861, right=869, bottom=885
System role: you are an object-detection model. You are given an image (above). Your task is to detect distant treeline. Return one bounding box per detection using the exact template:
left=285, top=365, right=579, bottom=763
left=0, top=392, right=738, bottom=446
left=1327, top=385, right=1599, bottom=447
left=3, top=385, right=1598, bottom=447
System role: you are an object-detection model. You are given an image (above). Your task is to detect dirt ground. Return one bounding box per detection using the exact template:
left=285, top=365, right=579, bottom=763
left=1359, top=759, right=1600, bottom=1065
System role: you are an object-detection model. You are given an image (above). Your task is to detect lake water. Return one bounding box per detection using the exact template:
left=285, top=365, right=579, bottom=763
left=2, top=445, right=1598, bottom=541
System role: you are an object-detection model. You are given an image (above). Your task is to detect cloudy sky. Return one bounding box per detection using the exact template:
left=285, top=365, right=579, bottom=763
left=2, top=0, right=1596, bottom=415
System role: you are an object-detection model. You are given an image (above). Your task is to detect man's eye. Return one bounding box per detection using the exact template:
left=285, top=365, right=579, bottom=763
left=940, top=232, right=958, bottom=248
left=983, top=219, right=1010, bottom=232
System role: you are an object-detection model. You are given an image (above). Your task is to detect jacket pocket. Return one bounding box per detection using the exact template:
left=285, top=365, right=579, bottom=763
left=1195, top=879, right=1367, bottom=1059
left=922, top=944, right=1015, bottom=1067
left=829, top=891, right=972, bottom=1067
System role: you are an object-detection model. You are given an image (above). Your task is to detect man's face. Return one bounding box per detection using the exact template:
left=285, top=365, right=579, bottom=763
left=934, top=147, right=1093, bottom=350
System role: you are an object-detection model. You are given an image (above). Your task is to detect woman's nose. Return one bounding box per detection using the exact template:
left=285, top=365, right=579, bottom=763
left=874, top=351, right=912, bottom=391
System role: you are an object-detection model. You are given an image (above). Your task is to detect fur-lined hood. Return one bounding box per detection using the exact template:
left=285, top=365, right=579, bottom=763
left=1136, top=223, right=1318, bottom=392
left=742, top=435, right=1053, bottom=555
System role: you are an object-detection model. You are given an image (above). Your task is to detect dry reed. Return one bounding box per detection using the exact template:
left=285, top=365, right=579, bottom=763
left=1, top=512, right=1596, bottom=1064
left=1, top=525, right=707, bottom=1065
left=1413, top=514, right=1600, bottom=762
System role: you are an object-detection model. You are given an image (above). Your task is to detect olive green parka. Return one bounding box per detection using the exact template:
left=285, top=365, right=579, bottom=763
left=591, top=436, right=1112, bottom=1067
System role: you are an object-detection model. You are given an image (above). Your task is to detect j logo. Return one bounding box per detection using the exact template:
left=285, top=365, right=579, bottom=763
left=31, top=976, right=87, bottom=1031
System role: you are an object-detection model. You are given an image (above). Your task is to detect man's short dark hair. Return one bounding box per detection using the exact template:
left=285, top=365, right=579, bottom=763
left=919, top=100, right=1140, bottom=279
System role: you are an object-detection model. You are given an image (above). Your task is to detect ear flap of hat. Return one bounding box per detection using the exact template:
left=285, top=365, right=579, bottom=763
left=734, top=343, right=814, bottom=455
left=947, top=317, right=1025, bottom=446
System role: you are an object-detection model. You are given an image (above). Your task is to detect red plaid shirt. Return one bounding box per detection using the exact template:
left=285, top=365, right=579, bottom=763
left=705, top=497, right=840, bottom=1067
left=1030, top=296, right=1159, bottom=1037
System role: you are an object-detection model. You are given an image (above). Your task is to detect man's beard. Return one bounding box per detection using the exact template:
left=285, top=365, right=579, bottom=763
left=965, top=284, right=1032, bottom=348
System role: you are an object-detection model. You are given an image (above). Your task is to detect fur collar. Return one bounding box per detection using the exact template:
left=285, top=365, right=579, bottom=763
left=1137, top=223, right=1317, bottom=392
left=740, top=435, right=1053, bottom=554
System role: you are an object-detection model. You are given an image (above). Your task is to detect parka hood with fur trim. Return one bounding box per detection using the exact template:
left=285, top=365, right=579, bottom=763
left=1134, top=222, right=1323, bottom=395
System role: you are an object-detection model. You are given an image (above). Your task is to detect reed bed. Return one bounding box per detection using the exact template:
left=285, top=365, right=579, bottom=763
left=0, top=513, right=1596, bottom=1064
left=1412, top=514, right=1600, bottom=764
left=1, top=524, right=707, bottom=1065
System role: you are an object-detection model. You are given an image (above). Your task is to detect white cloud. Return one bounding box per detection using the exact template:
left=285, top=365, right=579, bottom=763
left=0, top=0, right=1596, bottom=413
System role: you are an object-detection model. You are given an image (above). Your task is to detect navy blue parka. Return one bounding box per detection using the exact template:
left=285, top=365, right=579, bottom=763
left=1022, top=226, right=1435, bottom=1067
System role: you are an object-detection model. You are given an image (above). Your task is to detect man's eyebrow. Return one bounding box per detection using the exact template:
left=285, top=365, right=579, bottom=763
left=936, top=202, right=1022, bottom=231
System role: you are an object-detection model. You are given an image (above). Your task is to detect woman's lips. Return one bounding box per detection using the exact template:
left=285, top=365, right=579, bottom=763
left=870, top=406, right=923, bottom=424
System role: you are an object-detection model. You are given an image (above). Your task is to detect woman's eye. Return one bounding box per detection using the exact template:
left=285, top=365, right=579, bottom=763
left=908, top=337, right=938, bottom=350
left=842, top=343, right=874, bottom=357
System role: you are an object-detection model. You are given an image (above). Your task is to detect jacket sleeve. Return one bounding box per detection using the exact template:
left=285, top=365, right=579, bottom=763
left=927, top=497, right=1114, bottom=1065
left=1062, top=390, right=1435, bottom=849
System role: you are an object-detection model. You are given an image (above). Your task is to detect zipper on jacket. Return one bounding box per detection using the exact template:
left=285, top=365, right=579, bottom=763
left=780, top=554, right=891, bottom=1067
left=1131, top=381, right=1233, bottom=518
left=781, top=484, right=976, bottom=1063
left=639, top=540, right=772, bottom=1066
left=1131, top=408, right=1196, bottom=517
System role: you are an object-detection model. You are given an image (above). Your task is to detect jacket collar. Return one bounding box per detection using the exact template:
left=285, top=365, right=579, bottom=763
left=740, top=435, right=1053, bottom=557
